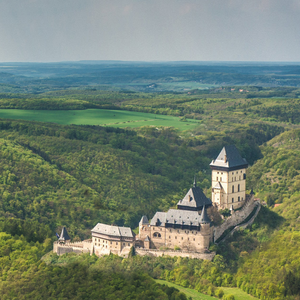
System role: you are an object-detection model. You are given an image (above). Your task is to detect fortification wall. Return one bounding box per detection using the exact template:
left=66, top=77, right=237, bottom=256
left=53, top=240, right=92, bottom=255
left=214, top=195, right=258, bottom=242
left=135, top=248, right=215, bottom=261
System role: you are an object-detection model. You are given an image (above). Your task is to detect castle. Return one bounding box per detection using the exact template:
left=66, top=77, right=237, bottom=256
left=54, top=145, right=258, bottom=259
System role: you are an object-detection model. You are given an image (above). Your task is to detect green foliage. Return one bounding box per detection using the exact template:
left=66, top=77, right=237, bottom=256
left=223, top=295, right=235, bottom=300
left=0, top=119, right=212, bottom=235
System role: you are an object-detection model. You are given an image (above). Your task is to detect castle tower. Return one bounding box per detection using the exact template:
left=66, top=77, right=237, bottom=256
left=210, top=145, right=248, bottom=209
left=177, top=177, right=212, bottom=211
left=139, top=215, right=149, bottom=240
left=58, top=226, right=71, bottom=243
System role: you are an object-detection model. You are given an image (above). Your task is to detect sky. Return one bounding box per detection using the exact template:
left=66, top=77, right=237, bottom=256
left=0, top=0, right=300, bottom=62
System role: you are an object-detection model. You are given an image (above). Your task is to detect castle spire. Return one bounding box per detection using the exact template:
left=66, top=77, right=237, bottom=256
left=59, top=226, right=71, bottom=243
left=193, top=175, right=197, bottom=188
left=199, top=205, right=211, bottom=224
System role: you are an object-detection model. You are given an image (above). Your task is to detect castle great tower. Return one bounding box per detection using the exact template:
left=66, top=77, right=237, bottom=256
left=210, top=145, right=248, bottom=209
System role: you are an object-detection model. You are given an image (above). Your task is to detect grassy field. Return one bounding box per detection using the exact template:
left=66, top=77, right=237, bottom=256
left=0, top=109, right=201, bottom=131
left=222, top=288, right=258, bottom=300
left=155, top=279, right=216, bottom=300
left=155, top=280, right=259, bottom=300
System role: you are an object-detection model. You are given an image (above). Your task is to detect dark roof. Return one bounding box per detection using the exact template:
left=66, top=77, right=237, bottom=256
left=177, top=186, right=212, bottom=210
left=210, top=145, right=248, bottom=171
left=91, top=223, right=134, bottom=238
left=150, top=208, right=205, bottom=227
left=199, top=206, right=211, bottom=224
left=59, top=227, right=71, bottom=241
left=139, top=215, right=149, bottom=225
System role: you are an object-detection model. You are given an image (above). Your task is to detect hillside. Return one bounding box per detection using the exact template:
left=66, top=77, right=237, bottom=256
left=0, top=119, right=215, bottom=239
left=216, top=129, right=300, bottom=299
left=0, top=87, right=300, bottom=298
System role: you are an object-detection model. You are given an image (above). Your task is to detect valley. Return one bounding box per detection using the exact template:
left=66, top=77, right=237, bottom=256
left=0, top=62, right=299, bottom=299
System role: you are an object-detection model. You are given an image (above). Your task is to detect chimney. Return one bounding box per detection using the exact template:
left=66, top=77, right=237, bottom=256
left=224, top=154, right=227, bottom=163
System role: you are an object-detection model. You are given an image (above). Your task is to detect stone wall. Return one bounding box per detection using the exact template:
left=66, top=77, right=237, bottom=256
left=136, top=248, right=215, bottom=261
left=214, top=195, right=258, bottom=242
left=53, top=240, right=92, bottom=255
left=139, top=223, right=213, bottom=252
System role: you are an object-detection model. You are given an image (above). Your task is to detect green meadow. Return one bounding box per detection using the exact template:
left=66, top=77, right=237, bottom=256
left=0, top=109, right=200, bottom=130
left=155, top=280, right=259, bottom=300
left=155, top=280, right=217, bottom=300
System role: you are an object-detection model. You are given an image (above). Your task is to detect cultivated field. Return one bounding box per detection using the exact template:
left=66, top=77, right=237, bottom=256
left=0, top=109, right=200, bottom=130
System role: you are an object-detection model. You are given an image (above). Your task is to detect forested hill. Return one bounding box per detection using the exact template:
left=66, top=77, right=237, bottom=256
left=1, top=108, right=300, bottom=297
left=220, top=129, right=300, bottom=299
left=0, top=119, right=214, bottom=239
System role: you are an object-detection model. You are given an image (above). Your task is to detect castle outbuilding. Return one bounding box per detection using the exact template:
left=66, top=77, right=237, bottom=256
left=210, top=145, right=248, bottom=209
left=91, top=223, right=135, bottom=256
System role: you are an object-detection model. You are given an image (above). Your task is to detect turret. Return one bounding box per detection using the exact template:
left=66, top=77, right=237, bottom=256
left=58, top=226, right=71, bottom=243
left=139, top=215, right=149, bottom=240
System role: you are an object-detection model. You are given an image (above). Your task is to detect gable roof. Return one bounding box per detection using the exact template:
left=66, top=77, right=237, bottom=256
left=210, top=145, right=248, bottom=171
left=59, top=226, right=71, bottom=241
left=213, top=182, right=223, bottom=190
left=91, top=223, right=134, bottom=238
left=177, top=186, right=212, bottom=210
left=150, top=208, right=209, bottom=227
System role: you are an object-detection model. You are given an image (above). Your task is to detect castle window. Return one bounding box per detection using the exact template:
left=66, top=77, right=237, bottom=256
left=128, top=243, right=130, bottom=246
left=217, top=172, right=219, bottom=174
left=193, top=238, right=195, bottom=241
left=232, top=198, right=234, bottom=203
left=175, top=236, right=177, bottom=239
left=181, top=237, right=183, bottom=240
left=243, top=173, right=246, bottom=179
left=110, top=241, right=112, bottom=244
left=238, top=197, right=240, bottom=202
left=177, top=230, right=180, bottom=233
left=236, top=171, right=238, bottom=174
left=232, top=186, right=234, bottom=193
left=153, top=232, right=161, bottom=238
left=238, top=184, right=240, bottom=192
left=116, top=242, right=118, bottom=245
left=220, top=177, right=222, bottom=181
left=216, top=177, right=218, bottom=181
left=221, top=172, right=223, bottom=174
left=169, top=236, right=171, bottom=238
left=123, top=243, right=125, bottom=246
left=239, top=176, right=241, bottom=180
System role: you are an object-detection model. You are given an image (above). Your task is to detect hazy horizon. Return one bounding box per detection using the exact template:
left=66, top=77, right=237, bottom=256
left=1, top=0, right=300, bottom=63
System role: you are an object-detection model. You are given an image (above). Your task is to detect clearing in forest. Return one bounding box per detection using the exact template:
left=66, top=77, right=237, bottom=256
left=0, top=109, right=200, bottom=131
